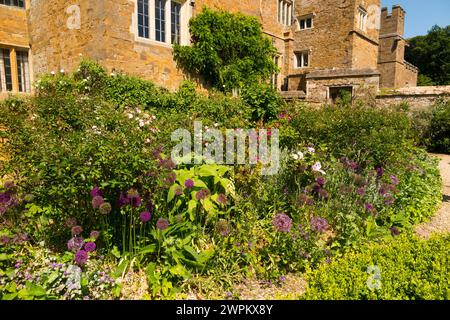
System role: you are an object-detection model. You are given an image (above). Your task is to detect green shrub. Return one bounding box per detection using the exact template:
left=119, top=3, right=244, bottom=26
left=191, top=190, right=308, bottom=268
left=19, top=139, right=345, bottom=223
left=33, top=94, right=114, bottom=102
left=241, top=83, right=283, bottom=122
left=303, top=235, right=450, bottom=300
left=173, top=8, right=278, bottom=91
left=427, top=100, right=450, bottom=153
left=277, top=104, right=414, bottom=167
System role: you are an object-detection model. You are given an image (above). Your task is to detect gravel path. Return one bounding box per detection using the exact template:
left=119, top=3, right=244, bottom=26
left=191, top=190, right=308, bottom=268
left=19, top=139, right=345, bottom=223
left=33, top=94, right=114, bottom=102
left=415, top=153, right=450, bottom=239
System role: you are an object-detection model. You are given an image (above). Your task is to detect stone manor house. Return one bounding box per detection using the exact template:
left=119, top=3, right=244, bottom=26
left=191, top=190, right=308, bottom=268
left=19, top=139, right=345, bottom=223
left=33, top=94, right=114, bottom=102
left=0, top=0, right=418, bottom=103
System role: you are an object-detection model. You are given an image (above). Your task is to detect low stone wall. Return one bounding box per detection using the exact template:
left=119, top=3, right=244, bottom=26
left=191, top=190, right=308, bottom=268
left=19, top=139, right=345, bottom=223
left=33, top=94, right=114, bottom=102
left=376, top=86, right=450, bottom=111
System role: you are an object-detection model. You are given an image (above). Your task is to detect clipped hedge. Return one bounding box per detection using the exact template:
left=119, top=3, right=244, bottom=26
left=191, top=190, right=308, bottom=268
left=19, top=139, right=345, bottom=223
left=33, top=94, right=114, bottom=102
left=303, top=235, right=450, bottom=300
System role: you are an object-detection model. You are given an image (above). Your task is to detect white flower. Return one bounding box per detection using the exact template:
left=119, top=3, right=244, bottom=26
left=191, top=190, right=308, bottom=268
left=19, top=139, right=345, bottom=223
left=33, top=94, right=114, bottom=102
left=60, top=69, right=65, bottom=73
left=307, top=147, right=315, bottom=153
left=214, top=123, right=219, bottom=127
left=312, top=162, right=326, bottom=175
left=136, top=109, right=142, bottom=114
left=127, top=113, right=134, bottom=119
left=50, top=71, right=55, bottom=75
left=292, top=153, right=299, bottom=160
left=139, top=120, right=145, bottom=127
left=297, top=151, right=304, bottom=160
left=152, top=115, right=156, bottom=120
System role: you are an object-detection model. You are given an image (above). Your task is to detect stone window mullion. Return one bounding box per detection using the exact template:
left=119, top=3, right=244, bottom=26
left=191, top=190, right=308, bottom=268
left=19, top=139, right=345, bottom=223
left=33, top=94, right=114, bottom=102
left=149, top=0, right=156, bottom=41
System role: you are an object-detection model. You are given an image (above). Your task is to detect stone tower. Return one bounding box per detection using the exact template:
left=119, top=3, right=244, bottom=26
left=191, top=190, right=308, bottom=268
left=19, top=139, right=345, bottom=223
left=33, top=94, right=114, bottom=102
left=378, top=5, right=418, bottom=88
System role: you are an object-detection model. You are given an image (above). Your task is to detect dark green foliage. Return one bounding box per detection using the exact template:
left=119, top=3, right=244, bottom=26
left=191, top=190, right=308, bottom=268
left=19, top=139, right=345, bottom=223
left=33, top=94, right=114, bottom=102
left=406, top=25, right=450, bottom=86
left=173, top=8, right=278, bottom=91
left=241, top=83, right=283, bottom=122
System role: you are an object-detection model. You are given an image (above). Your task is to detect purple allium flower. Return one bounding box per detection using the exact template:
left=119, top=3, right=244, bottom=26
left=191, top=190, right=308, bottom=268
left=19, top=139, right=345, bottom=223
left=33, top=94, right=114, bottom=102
left=99, top=202, right=112, bottom=215
left=390, top=226, right=400, bottom=236
left=146, top=199, right=155, bottom=212
left=297, top=194, right=314, bottom=207
left=0, top=206, right=6, bottom=216
left=166, top=172, right=177, bottom=185
left=0, top=192, right=11, bottom=205
left=316, top=177, right=326, bottom=186
left=127, top=189, right=142, bottom=208
left=375, top=167, right=384, bottom=178
left=67, top=236, right=85, bottom=252
left=390, top=175, right=400, bottom=186
left=174, top=186, right=183, bottom=196
left=215, top=219, right=231, bottom=236
left=65, top=217, right=77, bottom=228
left=90, top=186, right=104, bottom=198
left=280, top=275, right=286, bottom=282
left=226, top=292, right=233, bottom=298
left=357, top=187, right=366, bottom=197
left=118, top=192, right=130, bottom=207
left=217, top=193, right=228, bottom=205
left=14, top=260, right=23, bottom=269
left=3, top=181, right=15, bottom=190
left=90, top=230, right=100, bottom=240
left=140, top=211, right=152, bottom=223
left=84, top=242, right=96, bottom=252
left=71, top=225, right=83, bottom=236
left=310, top=216, right=329, bottom=233
left=384, top=194, right=395, bottom=206
left=74, top=250, right=89, bottom=265
left=272, top=213, right=293, bottom=233
left=312, top=183, right=322, bottom=193
left=184, top=179, right=195, bottom=189
left=318, top=188, right=329, bottom=200
left=0, top=235, right=10, bottom=245
left=195, top=189, right=210, bottom=201
left=156, top=218, right=169, bottom=231
left=365, top=203, right=375, bottom=212
left=92, top=196, right=105, bottom=209
left=235, top=242, right=241, bottom=247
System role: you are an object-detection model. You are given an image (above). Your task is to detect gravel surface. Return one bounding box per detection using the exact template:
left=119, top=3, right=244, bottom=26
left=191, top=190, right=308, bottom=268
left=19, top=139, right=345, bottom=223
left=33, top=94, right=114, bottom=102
left=415, top=154, right=450, bottom=239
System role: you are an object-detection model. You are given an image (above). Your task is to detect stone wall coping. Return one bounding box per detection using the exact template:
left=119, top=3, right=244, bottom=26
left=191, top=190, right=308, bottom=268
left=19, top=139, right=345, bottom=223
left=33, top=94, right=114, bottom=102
left=378, top=86, right=450, bottom=98
left=306, top=68, right=380, bottom=80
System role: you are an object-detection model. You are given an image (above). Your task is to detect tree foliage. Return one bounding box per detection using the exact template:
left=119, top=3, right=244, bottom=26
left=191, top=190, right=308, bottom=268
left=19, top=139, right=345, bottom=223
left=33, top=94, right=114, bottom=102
left=173, top=8, right=278, bottom=91
left=405, top=25, right=450, bottom=86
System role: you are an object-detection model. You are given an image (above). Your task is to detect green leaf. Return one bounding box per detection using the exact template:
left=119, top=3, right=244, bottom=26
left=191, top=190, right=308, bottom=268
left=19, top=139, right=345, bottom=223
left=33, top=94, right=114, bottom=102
left=25, top=282, right=47, bottom=297
left=138, top=244, right=157, bottom=255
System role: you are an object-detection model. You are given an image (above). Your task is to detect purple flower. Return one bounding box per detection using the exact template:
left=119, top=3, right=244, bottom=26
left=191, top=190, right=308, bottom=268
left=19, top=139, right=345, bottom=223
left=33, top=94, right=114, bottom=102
left=384, top=194, right=395, bottom=206
left=127, top=189, right=142, bottom=208
left=297, top=194, right=314, bottom=207
left=217, top=193, right=228, bottom=205
left=316, top=177, right=326, bottom=186
left=390, top=175, right=399, bottom=186
left=195, top=189, right=210, bottom=201
left=0, top=235, right=10, bottom=245
left=118, top=192, right=130, bottom=207
left=390, top=226, right=400, bottom=236
left=84, top=242, right=96, bottom=252
left=174, top=186, right=183, bottom=196
left=146, top=199, right=155, bottom=212
left=65, top=217, right=77, bottom=228
left=3, top=181, right=15, bottom=190
left=67, top=236, right=85, bottom=252
left=357, top=187, right=366, bottom=197
left=71, top=225, right=83, bottom=236
left=90, top=186, right=104, bottom=198
left=279, top=275, right=286, bottom=282
left=99, top=202, right=112, bottom=215
left=156, top=218, right=169, bottom=231
left=74, top=250, right=89, bottom=265
left=92, top=196, right=105, bottom=209
left=0, top=192, right=11, bottom=205
left=318, top=189, right=329, bottom=200
left=140, top=211, right=152, bottom=223
left=310, top=216, right=329, bottom=233
left=365, top=203, right=375, bottom=212
left=0, top=206, right=6, bottom=215
left=272, top=213, right=293, bottom=233
left=375, top=167, right=384, bottom=178
left=166, top=172, right=177, bottom=185
left=185, top=179, right=195, bottom=189
left=215, top=219, right=231, bottom=236
left=90, top=230, right=100, bottom=240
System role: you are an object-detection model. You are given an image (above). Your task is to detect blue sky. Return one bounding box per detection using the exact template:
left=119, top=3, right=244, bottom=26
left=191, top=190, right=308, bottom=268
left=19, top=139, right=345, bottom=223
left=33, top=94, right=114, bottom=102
left=382, top=0, right=450, bottom=38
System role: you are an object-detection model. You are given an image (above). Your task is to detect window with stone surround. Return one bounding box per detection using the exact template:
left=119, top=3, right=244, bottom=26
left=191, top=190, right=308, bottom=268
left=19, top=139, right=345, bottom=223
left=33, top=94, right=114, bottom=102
left=0, top=48, right=30, bottom=93
left=277, top=0, right=293, bottom=26
left=294, top=51, right=309, bottom=68
left=297, top=14, right=314, bottom=30
left=358, top=6, right=368, bottom=31
left=137, top=0, right=190, bottom=45
left=0, top=0, right=25, bottom=8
